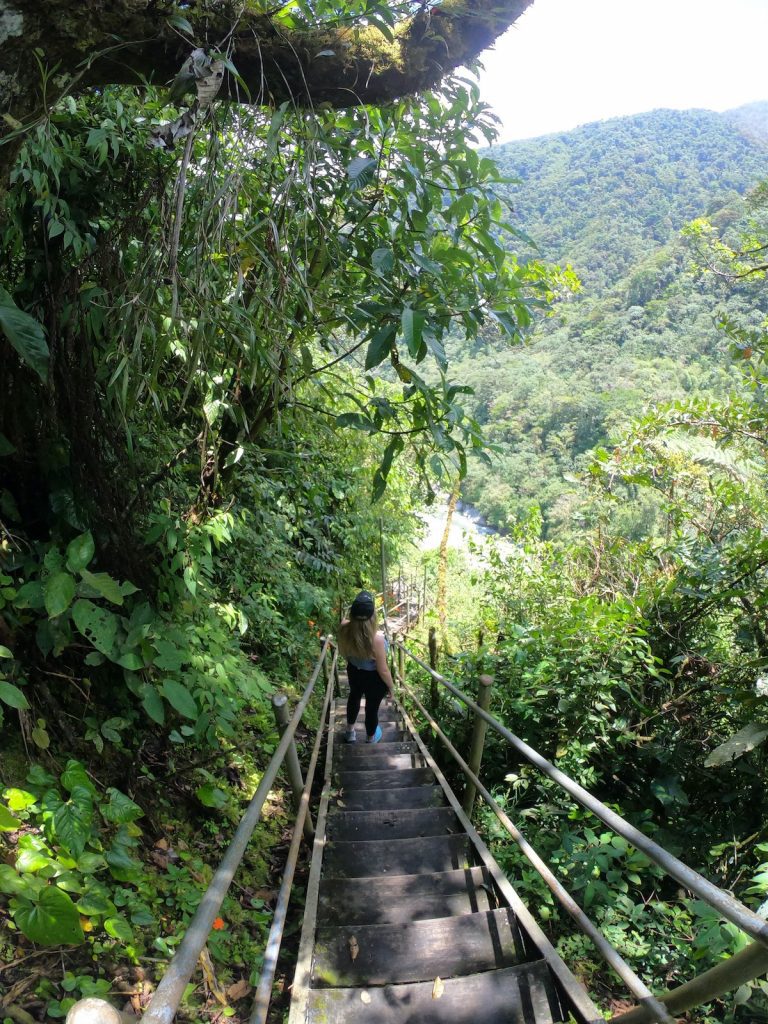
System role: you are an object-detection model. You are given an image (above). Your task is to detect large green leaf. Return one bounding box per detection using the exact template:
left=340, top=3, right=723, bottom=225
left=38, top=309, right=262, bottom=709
left=66, top=532, right=95, bottom=573
left=0, top=863, right=38, bottom=897
left=14, top=885, right=84, bottom=945
left=364, top=324, right=396, bottom=370
left=704, top=723, right=768, bottom=767
left=0, top=680, right=29, bottom=711
left=0, top=804, right=22, bottom=830
left=0, top=286, right=49, bottom=382
left=44, top=572, right=76, bottom=618
left=76, top=889, right=116, bottom=917
left=104, top=914, right=134, bottom=942
left=371, top=247, right=394, bottom=276
left=141, top=685, right=165, bottom=725
left=346, top=156, right=376, bottom=190
left=53, top=786, right=93, bottom=858
left=79, top=568, right=138, bottom=606
left=161, top=679, right=198, bottom=719
left=101, top=788, right=143, bottom=824
left=61, top=759, right=96, bottom=794
left=401, top=306, right=425, bottom=357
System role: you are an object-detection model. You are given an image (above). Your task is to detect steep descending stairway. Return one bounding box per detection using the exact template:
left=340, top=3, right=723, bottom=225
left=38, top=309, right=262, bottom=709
left=288, top=685, right=604, bottom=1024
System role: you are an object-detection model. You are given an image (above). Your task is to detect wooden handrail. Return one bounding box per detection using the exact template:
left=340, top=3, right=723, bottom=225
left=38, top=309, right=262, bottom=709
left=394, top=637, right=768, bottom=1021
left=65, top=639, right=335, bottom=1024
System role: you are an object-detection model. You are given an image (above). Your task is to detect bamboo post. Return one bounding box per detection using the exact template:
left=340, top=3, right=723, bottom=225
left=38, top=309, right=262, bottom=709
left=322, top=644, right=338, bottom=699
left=428, top=626, right=439, bottom=710
left=422, top=565, right=427, bottom=619
left=272, top=694, right=314, bottom=842
left=398, top=638, right=406, bottom=686
left=379, top=517, right=389, bottom=636
left=462, top=674, right=493, bottom=817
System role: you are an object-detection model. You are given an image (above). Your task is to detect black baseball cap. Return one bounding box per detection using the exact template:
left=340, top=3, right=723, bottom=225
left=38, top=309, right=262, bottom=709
left=350, top=591, right=375, bottom=619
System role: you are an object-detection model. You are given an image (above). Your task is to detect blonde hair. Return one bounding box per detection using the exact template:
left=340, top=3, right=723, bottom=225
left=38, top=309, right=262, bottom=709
left=338, top=617, right=377, bottom=661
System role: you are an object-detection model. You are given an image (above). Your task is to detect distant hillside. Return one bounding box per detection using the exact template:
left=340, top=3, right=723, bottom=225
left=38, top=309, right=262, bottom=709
left=490, top=106, right=768, bottom=293
left=457, top=106, right=768, bottom=536
left=723, top=100, right=768, bottom=144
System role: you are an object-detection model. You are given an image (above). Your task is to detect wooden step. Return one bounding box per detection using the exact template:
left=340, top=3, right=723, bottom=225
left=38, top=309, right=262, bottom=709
left=306, top=960, right=564, bottom=1023
left=333, top=703, right=401, bottom=722
left=335, top=752, right=422, bottom=771
left=336, top=768, right=434, bottom=791
left=317, top=866, right=493, bottom=926
left=335, top=785, right=445, bottom=811
left=312, top=907, right=522, bottom=986
left=326, top=806, right=460, bottom=841
left=336, top=740, right=417, bottom=758
left=334, top=721, right=404, bottom=740
left=323, top=834, right=471, bottom=877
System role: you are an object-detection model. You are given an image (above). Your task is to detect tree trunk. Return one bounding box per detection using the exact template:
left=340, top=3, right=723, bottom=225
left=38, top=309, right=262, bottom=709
left=437, top=478, right=460, bottom=655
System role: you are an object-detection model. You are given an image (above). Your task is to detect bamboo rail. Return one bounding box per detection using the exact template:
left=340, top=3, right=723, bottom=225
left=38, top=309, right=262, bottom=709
left=394, top=637, right=768, bottom=1023
left=65, top=639, right=335, bottom=1024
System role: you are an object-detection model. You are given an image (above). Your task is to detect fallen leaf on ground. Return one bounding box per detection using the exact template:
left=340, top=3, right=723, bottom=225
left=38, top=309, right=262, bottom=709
left=226, top=978, right=251, bottom=1001
left=360, top=992, right=371, bottom=1004
left=432, top=976, right=444, bottom=999
left=348, top=935, right=359, bottom=961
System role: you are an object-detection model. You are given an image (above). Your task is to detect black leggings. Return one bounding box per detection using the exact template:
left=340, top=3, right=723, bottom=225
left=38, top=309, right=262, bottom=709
left=346, top=665, right=389, bottom=736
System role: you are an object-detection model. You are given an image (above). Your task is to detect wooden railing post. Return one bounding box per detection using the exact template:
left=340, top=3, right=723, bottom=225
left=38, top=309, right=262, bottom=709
left=272, top=694, right=314, bottom=842
left=398, top=637, right=406, bottom=686
left=322, top=642, right=333, bottom=696
left=462, top=674, right=493, bottom=817
left=428, top=626, right=439, bottom=710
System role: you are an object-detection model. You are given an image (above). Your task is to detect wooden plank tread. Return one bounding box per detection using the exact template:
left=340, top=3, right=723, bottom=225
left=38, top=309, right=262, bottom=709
left=306, top=960, right=564, bottom=1023
left=317, top=865, right=493, bottom=926
left=312, top=907, right=522, bottom=986
left=323, top=833, right=471, bottom=878
left=327, top=806, right=460, bottom=841
left=334, top=785, right=445, bottom=811
left=336, top=768, right=434, bottom=790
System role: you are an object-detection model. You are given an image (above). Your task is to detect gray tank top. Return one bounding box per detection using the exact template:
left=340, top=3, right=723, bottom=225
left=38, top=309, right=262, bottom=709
left=347, top=636, right=388, bottom=671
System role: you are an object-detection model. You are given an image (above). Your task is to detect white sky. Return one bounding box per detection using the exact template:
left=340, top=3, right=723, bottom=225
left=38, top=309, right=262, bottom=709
left=477, top=0, right=768, bottom=142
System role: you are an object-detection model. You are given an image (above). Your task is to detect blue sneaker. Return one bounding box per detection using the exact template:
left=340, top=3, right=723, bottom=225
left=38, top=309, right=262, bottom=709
left=367, top=725, right=382, bottom=744
left=344, top=728, right=357, bottom=743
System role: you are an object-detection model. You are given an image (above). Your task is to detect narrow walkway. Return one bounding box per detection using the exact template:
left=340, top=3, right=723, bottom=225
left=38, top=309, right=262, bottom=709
left=288, top=677, right=603, bottom=1023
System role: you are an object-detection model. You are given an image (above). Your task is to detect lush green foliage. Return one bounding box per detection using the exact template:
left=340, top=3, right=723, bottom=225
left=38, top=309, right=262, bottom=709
left=453, top=105, right=768, bottom=537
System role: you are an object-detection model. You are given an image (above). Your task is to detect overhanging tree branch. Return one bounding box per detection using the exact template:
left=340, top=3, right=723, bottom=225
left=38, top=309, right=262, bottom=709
left=2, top=0, right=533, bottom=158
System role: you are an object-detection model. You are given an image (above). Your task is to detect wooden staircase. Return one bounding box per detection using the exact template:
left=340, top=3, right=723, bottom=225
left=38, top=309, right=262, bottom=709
left=288, top=686, right=604, bottom=1024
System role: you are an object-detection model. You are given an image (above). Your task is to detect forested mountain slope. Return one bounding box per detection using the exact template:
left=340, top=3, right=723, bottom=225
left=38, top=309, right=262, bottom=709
left=458, top=104, right=768, bottom=533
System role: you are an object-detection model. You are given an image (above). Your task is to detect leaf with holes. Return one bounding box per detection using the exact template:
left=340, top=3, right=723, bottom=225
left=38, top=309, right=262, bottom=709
left=72, top=599, right=122, bottom=661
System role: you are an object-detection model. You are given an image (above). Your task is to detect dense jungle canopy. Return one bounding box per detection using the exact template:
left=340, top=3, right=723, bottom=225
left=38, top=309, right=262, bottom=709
left=2, top=1, right=768, bottom=1022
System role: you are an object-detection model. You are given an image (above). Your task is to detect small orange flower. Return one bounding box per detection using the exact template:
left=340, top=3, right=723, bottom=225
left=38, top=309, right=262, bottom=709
left=212, top=917, right=226, bottom=931
left=308, top=620, right=315, bottom=628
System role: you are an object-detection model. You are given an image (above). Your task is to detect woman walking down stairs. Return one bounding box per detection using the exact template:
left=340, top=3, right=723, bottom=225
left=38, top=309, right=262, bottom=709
left=287, top=672, right=603, bottom=1024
